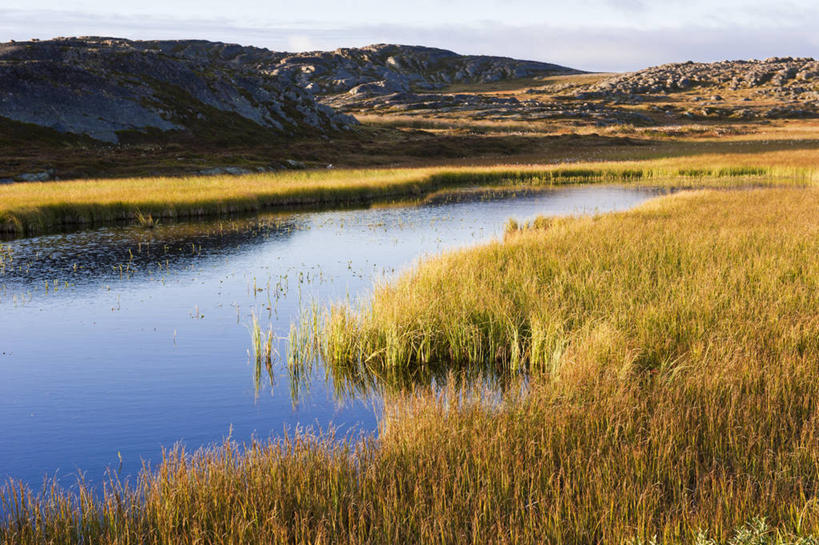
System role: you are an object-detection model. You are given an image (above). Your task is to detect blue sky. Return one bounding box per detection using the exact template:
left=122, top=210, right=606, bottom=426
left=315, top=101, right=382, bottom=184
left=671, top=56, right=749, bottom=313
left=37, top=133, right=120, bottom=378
left=2, top=0, right=817, bottom=71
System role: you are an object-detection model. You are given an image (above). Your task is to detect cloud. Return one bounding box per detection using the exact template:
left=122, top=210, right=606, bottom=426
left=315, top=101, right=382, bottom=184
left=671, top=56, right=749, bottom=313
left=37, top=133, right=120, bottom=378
left=287, top=35, right=317, bottom=52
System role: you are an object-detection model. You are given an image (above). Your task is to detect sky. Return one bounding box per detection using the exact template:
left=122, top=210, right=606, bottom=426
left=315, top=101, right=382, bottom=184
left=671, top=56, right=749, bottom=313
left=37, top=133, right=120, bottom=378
left=1, top=0, right=817, bottom=71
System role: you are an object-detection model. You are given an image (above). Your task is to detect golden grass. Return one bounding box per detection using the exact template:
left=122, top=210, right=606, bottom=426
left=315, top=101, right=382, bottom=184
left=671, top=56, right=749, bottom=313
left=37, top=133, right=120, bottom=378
left=306, top=187, right=819, bottom=540
left=4, top=187, right=818, bottom=543
left=1, top=153, right=817, bottom=235
left=317, top=185, right=818, bottom=377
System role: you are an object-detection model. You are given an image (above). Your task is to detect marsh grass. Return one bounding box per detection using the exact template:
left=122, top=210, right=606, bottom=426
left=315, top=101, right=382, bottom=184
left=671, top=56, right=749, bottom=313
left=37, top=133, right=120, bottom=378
left=135, top=210, right=158, bottom=229
left=1, top=159, right=815, bottom=235
left=0, top=243, right=13, bottom=274
left=248, top=311, right=275, bottom=396
left=313, top=187, right=819, bottom=379
left=3, top=187, right=819, bottom=544
left=297, top=186, right=819, bottom=540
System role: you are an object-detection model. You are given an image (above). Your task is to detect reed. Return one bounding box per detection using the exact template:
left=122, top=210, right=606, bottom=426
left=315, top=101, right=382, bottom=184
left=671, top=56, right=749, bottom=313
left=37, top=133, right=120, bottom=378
left=135, top=210, right=158, bottom=229
left=313, top=187, right=819, bottom=378
left=248, top=311, right=275, bottom=396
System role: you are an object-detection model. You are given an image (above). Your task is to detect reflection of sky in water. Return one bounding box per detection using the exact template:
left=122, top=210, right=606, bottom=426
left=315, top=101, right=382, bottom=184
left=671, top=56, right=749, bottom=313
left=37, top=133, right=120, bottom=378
left=0, top=186, right=669, bottom=488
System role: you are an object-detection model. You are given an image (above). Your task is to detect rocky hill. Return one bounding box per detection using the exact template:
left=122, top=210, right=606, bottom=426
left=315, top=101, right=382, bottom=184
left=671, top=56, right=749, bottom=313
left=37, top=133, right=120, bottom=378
left=262, top=43, right=579, bottom=95
left=0, top=37, right=369, bottom=144
left=584, top=57, right=819, bottom=118
left=335, top=57, right=819, bottom=127
left=138, top=41, right=577, bottom=94
left=591, top=57, right=818, bottom=97
left=0, top=37, right=356, bottom=144
left=0, top=38, right=577, bottom=144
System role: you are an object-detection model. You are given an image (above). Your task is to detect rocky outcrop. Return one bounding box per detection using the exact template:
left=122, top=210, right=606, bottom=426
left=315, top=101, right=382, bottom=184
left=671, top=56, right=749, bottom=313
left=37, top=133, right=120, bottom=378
left=261, top=43, right=579, bottom=95
left=590, top=57, right=819, bottom=100
left=0, top=38, right=577, bottom=143
left=0, top=37, right=356, bottom=143
left=326, top=89, right=653, bottom=126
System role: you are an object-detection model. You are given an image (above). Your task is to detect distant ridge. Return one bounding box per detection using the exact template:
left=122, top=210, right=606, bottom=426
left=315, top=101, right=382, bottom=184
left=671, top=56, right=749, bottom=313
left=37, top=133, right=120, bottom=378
left=0, top=37, right=578, bottom=143
left=260, top=43, right=581, bottom=95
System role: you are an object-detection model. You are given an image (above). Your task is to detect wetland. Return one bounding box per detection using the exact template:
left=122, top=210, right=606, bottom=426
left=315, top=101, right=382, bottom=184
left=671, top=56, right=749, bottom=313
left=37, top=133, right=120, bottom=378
left=0, top=185, right=662, bottom=489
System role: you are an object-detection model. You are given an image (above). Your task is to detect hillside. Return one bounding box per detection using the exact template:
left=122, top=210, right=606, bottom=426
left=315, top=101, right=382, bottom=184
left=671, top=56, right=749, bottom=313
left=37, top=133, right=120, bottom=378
left=587, top=57, right=819, bottom=119
left=336, top=57, right=819, bottom=125
left=264, top=43, right=579, bottom=94
left=0, top=37, right=359, bottom=144
left=0, top=38, right=577, bottom=145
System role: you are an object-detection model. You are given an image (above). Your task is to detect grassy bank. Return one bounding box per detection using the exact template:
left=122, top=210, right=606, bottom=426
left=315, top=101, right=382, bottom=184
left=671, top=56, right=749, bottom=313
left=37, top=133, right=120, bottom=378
left=308, top=187, right=819, bottom=538
left=3, top=187, right=818, bottom=543
left=1, top=157, right=816, bottom=235
left=314, top=186, right=819, bottom=380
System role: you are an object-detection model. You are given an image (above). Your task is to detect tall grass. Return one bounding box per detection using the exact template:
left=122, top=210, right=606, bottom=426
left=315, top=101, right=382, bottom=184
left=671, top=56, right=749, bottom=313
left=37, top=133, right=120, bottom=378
left=3, top=187, right=818, bottom=543
left=248, top=311, right=275, bottom=396
left=1, top=159, right=815, bottom=235
left=307, top=187, right=819, bottom=539
left=314, top=187, right=819, bottom=380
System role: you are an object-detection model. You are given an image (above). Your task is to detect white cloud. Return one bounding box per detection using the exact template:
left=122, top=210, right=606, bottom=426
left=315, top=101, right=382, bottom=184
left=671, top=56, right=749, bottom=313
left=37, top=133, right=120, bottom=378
left=287, top=35, right=317, bottom=52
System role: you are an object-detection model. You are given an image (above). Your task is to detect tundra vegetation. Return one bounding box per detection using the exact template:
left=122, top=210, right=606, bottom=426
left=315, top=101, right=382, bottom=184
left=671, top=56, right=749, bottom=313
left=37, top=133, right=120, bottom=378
left=2, top=39, right=819, bottom=544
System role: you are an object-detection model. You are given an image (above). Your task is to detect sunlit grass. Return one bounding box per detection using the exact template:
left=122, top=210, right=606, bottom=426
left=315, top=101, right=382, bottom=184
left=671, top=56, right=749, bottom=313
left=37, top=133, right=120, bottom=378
left=1, top=154, right=816, bottom=235
left=314, top=186, right=819, bottom=383
left=248, top=311, right=275, bottom=397
left=299, top=186, right=819, bottom=540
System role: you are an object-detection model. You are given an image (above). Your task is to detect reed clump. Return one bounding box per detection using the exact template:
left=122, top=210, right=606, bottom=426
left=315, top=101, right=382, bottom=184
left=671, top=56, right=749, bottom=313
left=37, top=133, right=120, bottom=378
left=317, top=187, right=819, bottom=380
left=248, top=311, right=275, bottom=395
left=135, top=210, right=158, bottom=229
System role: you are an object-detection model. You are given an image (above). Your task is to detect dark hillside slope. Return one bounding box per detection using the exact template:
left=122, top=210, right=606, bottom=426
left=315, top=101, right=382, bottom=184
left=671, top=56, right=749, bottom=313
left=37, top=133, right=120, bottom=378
left=0, top=37, right=356, bottom=143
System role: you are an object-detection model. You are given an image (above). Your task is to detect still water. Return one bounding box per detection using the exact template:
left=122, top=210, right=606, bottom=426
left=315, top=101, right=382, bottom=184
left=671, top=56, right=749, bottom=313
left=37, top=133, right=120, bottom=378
left=0, top=185, right=669, bottom=488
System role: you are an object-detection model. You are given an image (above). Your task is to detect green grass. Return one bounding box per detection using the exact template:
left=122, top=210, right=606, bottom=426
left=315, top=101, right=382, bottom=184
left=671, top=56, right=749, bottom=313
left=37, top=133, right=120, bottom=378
left=3, top=186, right=819, bottom=544
left=1, top=160, right=816, bottom=235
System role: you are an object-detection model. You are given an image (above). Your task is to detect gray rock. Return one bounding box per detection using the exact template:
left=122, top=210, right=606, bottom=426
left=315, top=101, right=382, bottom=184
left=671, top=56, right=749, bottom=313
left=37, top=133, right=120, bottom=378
left=583, top=57, right=818, bottom=120
left=591, top=57, right=818, bottom=99
left=15, top=170, right=55, bottom=182
left=265, top=43, right=578, bottom=98
left=197, top=167, right=253, bottom=176
left=0, top=38, right=580, bottom=143
left=0, top=37, right=357, bottom=143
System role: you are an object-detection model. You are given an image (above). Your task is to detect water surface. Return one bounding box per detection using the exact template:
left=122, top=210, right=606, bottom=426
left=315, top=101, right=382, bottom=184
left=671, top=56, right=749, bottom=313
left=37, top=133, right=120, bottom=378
left=0, top=185, right=669, bottom=488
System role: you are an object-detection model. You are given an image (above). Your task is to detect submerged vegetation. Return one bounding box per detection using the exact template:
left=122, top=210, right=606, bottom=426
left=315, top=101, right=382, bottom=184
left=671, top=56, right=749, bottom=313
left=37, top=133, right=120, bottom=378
left=3, top=186, right=819, bottom=543
left=248, top=311, right=276, bottom=397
